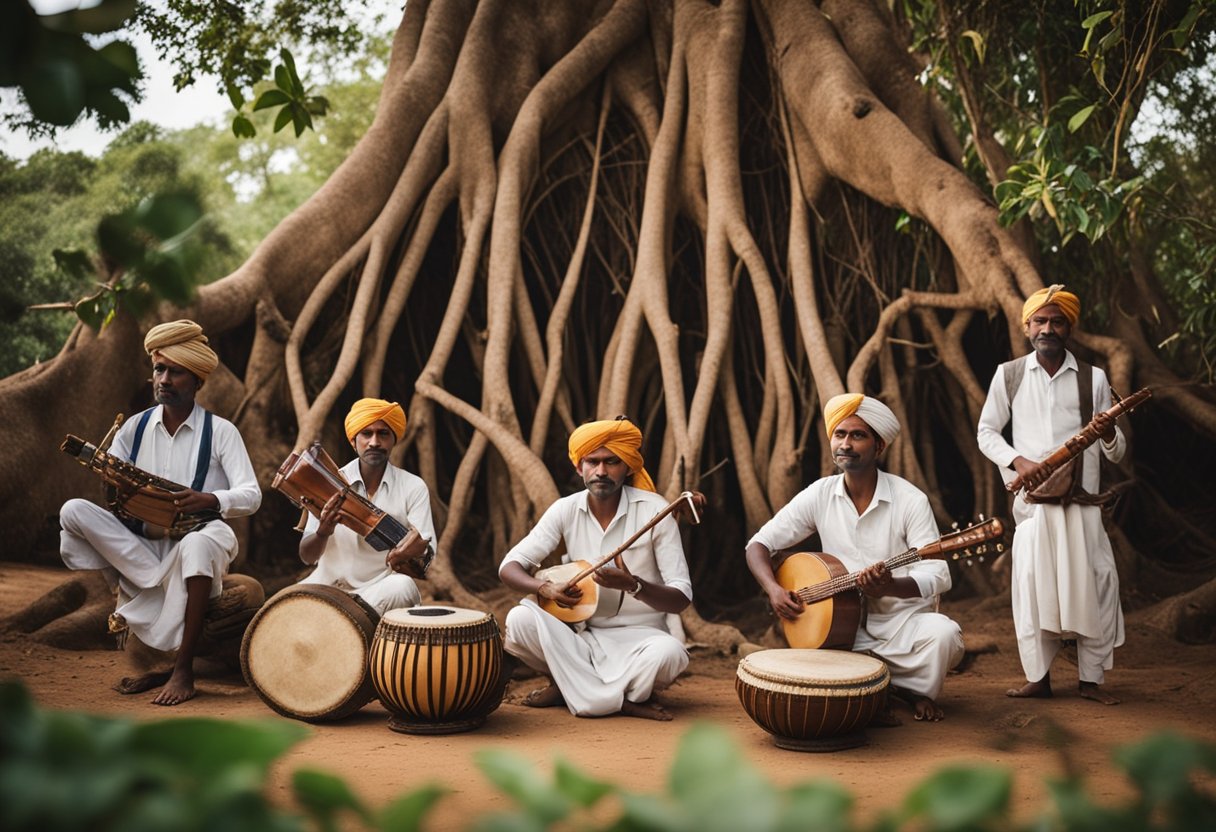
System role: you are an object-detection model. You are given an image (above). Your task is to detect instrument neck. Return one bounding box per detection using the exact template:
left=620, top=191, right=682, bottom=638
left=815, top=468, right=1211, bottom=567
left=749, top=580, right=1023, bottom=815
left=796, top=548, right=920, bottom=605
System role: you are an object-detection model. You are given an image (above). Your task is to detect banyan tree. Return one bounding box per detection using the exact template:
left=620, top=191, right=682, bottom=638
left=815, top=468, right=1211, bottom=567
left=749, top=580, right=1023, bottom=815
left=4, top=0, right=1215, bottom=644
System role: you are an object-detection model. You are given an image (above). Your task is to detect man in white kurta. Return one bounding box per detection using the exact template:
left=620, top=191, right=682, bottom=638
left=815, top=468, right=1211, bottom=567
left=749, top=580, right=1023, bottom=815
left=499, top=418, right=695, bottom=720
left=977, top=286, right=1126, bottom=704
left=60, top=320, right=261, bottom=705
left=297, top=398, right=436, bottom=614
left=746, top=395, right=963, bottom=722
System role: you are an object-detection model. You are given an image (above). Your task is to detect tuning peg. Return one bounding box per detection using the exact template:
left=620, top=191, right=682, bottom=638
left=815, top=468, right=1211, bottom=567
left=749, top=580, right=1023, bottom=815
left=996, top=543, right=1005, bottom=553
left=979, top=513, right=986, bottom=521
left=951, top=521, right=960, bottom=530
left=978, top=556, right=985, bottom=563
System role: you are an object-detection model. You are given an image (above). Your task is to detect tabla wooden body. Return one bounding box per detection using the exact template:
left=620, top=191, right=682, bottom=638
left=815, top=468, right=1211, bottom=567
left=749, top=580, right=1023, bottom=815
left=370, top=606, right=504, bottom=734
left=736, top=648, right=889, bottom=752
left=240, top=584, right=380, bottom=722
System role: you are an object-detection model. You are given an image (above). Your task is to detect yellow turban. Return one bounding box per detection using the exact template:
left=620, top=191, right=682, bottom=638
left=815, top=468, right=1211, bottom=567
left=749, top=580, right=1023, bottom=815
left=567, top=418, right=656, bottom=492
left=344, top=398, right=407, bottom=444
left=1022, top=284, right=1080, bottom=325
left=823, top=393, right=901, bottom=445
left=144, top=319, right=218, bottom=382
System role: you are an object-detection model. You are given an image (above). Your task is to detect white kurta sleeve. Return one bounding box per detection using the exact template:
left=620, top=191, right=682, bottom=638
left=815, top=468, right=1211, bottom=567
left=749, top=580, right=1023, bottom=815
left=212, top=422, right=261, bottom=518
left=901, top=489, right=951, bottom=597
left=748, top=484, right=818, bottom=555
left=499, top=500, right=567, bottom=573
left=650, top=513, right=693, bottom=601
left=977, top=363, right=1019, bottom=473
left=1092, top=369, right=1127, bottom=463
left=405, top=479, right=437, bottom=546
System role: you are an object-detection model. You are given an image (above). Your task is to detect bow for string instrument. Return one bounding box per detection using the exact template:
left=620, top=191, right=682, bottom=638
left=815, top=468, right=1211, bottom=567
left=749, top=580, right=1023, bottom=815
left=776, top=517, right=1005, bottom=650
left=536, top=491, right=702, bottom=623
left=1006, top=387, right=1152, bottom=496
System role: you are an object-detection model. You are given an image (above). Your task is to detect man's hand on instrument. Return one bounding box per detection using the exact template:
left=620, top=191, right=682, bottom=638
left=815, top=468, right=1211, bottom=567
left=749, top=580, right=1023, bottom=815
left=538, top=580, right=583, bottom=609
left=857, top=562, right=894, bottom=597
left=1092, top=410, right=1117, bottom=442
left=169, top=488, right=220, bottom=514
left=386, top=529, right=431, bottom=579
left=1010, top=455, right=1046, bottom=491
left=766, top=585, right=804, bottom=620
left=594, top=564, right=639, bottom=593
left=673, top=491, right=707, bottom=524
left=315, top=492, right=343, bottom=538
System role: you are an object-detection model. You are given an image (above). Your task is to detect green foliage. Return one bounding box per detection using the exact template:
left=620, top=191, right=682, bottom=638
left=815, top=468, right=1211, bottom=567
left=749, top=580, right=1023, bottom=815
left=0, top=0, right=142, bottom=137
left=230, top=48, right=331, bottom=139
left=2, top=681, right=1216, bottom=832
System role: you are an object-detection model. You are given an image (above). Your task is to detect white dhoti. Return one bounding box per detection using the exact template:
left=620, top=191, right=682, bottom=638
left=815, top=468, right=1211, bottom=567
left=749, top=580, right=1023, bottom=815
left=1010, top=501, right=1124, bottom=684
left=855, top=611, right=963, bottom=701
left=504, top=599, right=689, bottom=717
left=299, top=569, right=420, bottom=615
left=59, top=498, right=236, bottom=651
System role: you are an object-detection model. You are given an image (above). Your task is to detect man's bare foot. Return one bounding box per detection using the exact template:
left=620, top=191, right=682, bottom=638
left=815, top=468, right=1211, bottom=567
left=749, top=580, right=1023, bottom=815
left=620, top=699, right=672, bottom=721
left=1006, top=676, right=1052, bottom=699
left=522, top=683, right=564, bottom=708
left=114, top=670, right=171, bottom=695
left=891, top=686, right=945, bottom=722
left=150, top=668, right=196, bottom=706
left=1078, top=682, right=1119, bottom=705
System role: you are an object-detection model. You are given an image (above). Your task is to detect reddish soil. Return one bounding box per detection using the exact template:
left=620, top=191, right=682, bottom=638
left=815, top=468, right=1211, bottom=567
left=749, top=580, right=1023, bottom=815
left=2, top=562, right=1214, bottom=829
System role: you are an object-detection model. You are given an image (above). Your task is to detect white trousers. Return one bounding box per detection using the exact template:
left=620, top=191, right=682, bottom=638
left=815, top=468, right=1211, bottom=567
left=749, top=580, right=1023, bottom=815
left=504, top=599, right=688, bottom=717
left=59, top=499, right=236, bottom=651
left=1010, top=502, right=1124, bottom=685
left=855, top=612, right=964, bottom=701
left=299, top=570, right=420, bottom=615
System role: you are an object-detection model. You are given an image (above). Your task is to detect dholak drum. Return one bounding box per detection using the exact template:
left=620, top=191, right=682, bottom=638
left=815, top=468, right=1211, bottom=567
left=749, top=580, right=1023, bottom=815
left=736, top=648, right=889, bottom=752
left=240, top=584, right=379, bottom=722
left=370, top=606, right=504, bottom=734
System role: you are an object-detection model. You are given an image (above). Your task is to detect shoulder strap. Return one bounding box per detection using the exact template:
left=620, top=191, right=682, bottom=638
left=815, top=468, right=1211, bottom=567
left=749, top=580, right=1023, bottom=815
left=191, top=410, right=213, bottom=492
left=1002, top=358, right=1026, bottom=405
left=128, top=408, right=155, bottom=463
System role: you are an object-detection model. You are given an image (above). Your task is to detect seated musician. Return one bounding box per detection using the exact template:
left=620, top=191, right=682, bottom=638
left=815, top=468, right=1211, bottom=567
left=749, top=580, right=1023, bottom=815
left=499, top=417, right=698, bottom=721
left=744, top=395, right=963, bottom=722
left=59, top=319, right=262, bottom=706
left=296, top=398, right=436, bottom=614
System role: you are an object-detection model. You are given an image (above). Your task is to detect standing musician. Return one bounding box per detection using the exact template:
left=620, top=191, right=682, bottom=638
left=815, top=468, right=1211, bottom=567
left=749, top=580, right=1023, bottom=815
left=59, top=320, right=261, bottom=706
left=498, top=417, right=700, bottom=721
left=296, top=398, right=436, bottom=614
left=977, top=286, right=1126, bottom=705
left=745, top=395, right=963, bottom=723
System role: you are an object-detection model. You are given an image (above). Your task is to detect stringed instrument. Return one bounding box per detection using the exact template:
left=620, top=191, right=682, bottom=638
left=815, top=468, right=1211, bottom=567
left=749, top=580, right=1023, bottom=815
left=536, top=491, right=701, bottom=624
left=776, top=517, right=1004, bottom=649
left=1007, top=387, right=1151, bottom=496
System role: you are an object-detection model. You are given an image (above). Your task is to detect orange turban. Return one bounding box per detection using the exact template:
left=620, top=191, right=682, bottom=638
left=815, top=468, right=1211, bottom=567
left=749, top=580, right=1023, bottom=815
left=567, top=418, right=656, bottom=492
left=344, top=398, right=407, bottom=444
left=144, top=319, right=218, bottom=382
left=1022, top=284, right=1080, bottom=325
left=823, top=393, right=901, bottom=445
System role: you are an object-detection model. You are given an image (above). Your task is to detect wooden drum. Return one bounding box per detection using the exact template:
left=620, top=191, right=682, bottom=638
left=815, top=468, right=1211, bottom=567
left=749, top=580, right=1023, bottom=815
left=240, top=584, right=379, bottom=722
left=736, top=648, right=889, bottom=752
left=370, top=606, right=504, bottom=734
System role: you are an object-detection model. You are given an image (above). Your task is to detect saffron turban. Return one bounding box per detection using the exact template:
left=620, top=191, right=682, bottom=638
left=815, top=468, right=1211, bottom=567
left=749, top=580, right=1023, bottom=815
left=823, top=393, right=901, bottom=446
left=1022, top=284, right=1080, bottom=326
left=567, top=418, right=656, bottom=492
left=344, top=398, right=407, bottom=444
left=144, top=319, right=218, bottom=382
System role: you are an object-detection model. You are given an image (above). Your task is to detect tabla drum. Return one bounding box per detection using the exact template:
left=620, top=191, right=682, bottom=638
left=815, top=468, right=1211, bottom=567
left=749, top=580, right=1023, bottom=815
left=736, top=648, right=889, bottom=752
left=370, top=606, right=504, bottom=734
left=240, top=584, right=380, bottom=722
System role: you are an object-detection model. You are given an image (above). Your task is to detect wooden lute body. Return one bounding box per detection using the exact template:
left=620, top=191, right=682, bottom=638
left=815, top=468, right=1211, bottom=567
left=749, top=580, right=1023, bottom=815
left=776, top=518, right=1004, bottom=649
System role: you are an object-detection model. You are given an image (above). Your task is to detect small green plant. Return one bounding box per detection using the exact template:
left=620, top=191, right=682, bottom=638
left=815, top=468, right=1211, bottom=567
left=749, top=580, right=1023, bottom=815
left=2, top=680, right=1214, bottom=832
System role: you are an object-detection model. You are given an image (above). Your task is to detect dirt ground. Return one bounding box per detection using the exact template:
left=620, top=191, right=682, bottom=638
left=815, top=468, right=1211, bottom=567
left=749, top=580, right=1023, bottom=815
left=3, top=562, right=1214, bottom=829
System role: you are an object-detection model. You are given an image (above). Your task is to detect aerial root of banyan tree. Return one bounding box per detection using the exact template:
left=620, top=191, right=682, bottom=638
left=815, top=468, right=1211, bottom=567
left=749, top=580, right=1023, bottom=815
left=3, top=0, right=1215, bottom=649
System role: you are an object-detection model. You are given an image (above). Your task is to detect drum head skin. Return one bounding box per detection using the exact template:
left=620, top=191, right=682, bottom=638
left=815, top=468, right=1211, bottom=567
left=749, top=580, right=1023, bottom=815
left=241, top=585, right=378, bottom=721
left=736, top=648, right=890, bottom=752
left=381, top=606, right=491, bottom=628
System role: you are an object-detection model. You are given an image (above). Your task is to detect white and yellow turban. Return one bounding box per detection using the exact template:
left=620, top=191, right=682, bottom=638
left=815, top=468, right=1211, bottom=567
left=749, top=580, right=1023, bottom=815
left=1022, top=284, right=1080, bottom=326
left=567, top=418, right=656, bottom=492
left=823, top=393, right=901, bottom=446
left=344, top=398, right=407, bottom=444
left=144, top=319, right=218, bottom=382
